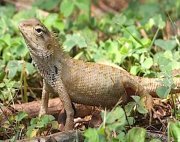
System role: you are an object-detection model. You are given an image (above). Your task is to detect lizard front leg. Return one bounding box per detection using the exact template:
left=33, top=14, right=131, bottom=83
left=54, top=80, right=74, bottom=131
left=39, top=79, right=49, bottom=116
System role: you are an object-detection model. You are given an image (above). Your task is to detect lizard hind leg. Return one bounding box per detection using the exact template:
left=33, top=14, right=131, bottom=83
left=122, top=76, right=153, bottom=112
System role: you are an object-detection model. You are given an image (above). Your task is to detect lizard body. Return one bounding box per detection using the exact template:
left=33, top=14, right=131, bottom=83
left=19, top=19, right=179, bottom=131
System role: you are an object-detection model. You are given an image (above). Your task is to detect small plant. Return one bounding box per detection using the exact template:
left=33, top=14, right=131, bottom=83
left=84, top=105, right=160, bottom=142
left=26, top=115, right=59, bottom=138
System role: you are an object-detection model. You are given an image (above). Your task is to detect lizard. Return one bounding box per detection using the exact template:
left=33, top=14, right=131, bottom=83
left=19, top=18, right=180, bottom=131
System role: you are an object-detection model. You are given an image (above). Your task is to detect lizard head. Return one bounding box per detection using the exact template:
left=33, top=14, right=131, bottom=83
left=19, top=18, right=55, bottom=58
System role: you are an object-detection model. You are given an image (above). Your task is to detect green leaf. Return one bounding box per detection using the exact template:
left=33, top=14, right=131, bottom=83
left=0, top=83, right=5, bottom=88
left=25, top=62, right=36, bottom=75
left=131, top=96, right=148, bottom=114
left=168, top=121, right=180, bottom=142
left=127, top=117, right=135, bottom=125
left=156, top=86, right=171, bottom=98
left=63, top=33, right=87, bottom=51
left=75, top=0, right=90, bottom=12
left=117, top=132, right=126, bottom=142
left=130, top=66, right=140, bottom=75
left=60, top=0, right=75, bottom=17
left=6, top=60, right=19, bottom=79
left=155, top=39, right=177, bottom=50
left=148, top=14, right=165, bottom=29
left=113, top=14, right=127, bottom=26
left=137, top=105, right=148, bottom=114
left=15, top=111, right=28, bottom=122
left=150, top=139, right=162, bottom=142
left=51, top=121, right=59, bottom=129
left=105, top=107, right=126, bottom=125
left=126, top=127, right=146, bottom=142
left=26, top=127, right=38, bottom=138
left=30, top=118, right=39, bottom=125
left=131, top=96, right=141, bottom=103
left=38, top=115, right=55, bottom=127
left=141, top=57, right=153, bottom=69
left=125, top=102, right=136, bottom=116
left=84, top=128, right=99, bottom=142
left=33, top=0, right=60, bottom=11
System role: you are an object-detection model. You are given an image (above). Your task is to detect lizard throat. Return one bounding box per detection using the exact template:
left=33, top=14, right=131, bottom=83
left=32, top=55, right=60, bottom=87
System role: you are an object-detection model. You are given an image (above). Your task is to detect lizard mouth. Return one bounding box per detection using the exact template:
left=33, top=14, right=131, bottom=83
left=19, top=31, right=40, bottom=56
left=19, top=25, right=38, bottom=51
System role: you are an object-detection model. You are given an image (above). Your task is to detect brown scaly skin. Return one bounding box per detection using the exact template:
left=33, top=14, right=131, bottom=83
left=19, top=18, right=179, bottom=131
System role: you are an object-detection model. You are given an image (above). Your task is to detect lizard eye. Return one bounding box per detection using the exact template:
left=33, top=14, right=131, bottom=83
left=34, top=26, right=44, bottom=35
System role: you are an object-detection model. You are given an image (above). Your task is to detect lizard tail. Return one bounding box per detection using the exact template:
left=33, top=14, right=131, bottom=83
left=134, top=77, right=180, bottom=97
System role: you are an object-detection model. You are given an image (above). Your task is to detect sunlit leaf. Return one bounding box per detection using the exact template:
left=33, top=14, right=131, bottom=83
left=155, top=39, right=176, bottom=50
left=15, top=111, right=28, bottom=122
left=168, top=121, right=180, bottom=142
left=156, top=86, right=171, bottom=98
left=60, top=0, right=75, bottom=17
left=126, top=127, right=146, bottom=142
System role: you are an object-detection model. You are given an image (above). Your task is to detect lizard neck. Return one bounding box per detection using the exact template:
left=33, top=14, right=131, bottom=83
left=30, top=46, right=71, bottom=87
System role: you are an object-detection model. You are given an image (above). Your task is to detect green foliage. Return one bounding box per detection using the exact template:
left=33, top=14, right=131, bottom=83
left=84, top=107, right=127, bottom=142
left=126, top=127, right=146, bottom=142
left=33, top=0, right=60, bottom=11
left=84, top=106, right=160, bottom=142
left=154, top=39, right=177, bottom=50
left=0, top=111, right=28, bottom=141
left=26, top=115, right=58, bottom=138
left=0, top=79, right=20, bottom=102
left=63, top=33, right=88, bottom=51
left=168, top=121, right=180, bottom=141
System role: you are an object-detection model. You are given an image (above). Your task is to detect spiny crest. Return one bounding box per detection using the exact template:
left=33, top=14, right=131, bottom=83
left=50, top=32, right=70, bottom=58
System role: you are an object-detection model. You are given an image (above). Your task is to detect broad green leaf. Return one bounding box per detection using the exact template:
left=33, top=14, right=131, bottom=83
left=26, top=128, right=38, bottom=138
left=2, top=34, right=11, bottom=46
left=33, top=0, right=60, bottom=10
left=75, top=0, right=90, bottom=12
left=113, top=14, right=127, bottom=26
left=30, top=118, right=39, bottom=125
left=15, top=111, right=28, bottom=122
left=26, top=62, right=36, bottom=75
left=40, top=115, right=55, bottom=126
left=6, top=60, right=19, bottom=79
left=131, top=96, right=140, bottom=103
left=125, top=102, right=136, bottom=116
left=130, top=66, right=140, bottom=75
left=51, top=121, right=59, bottom=129
left=105, top=107, right=126, bottom=125
left=4, top=79, right=17, bottom=88
left=117, top=132, right=126, bottom=142
left=126, top=127, right=146, bottom=142
left=148, top=14, right=165, bottom=29
left=168, top=121, right=180, bottom=142
left=63, top=33, right=87, bottom=51
left=137, top=105, right=148, bottom=114
left=156, top=86, right=171, bottom=98
left=60, top=0, right=75, bottom=17
left=141, top=57, right=153, bottom=69
left=155, top=39, right=176, bottom=50
left=120, top=45, right=129, bottom=55
left=131, top=96, right=148, bottom=114
left=0, top=83, right=5, bottom=88
left=84, top=128, right=99, bottom=142
left=127, top=117, right=135, bottom=125
left=0, top=5, right=15, bottom=18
